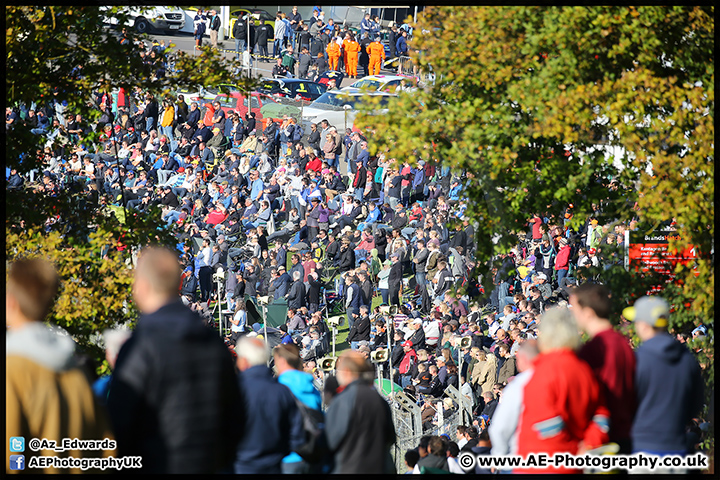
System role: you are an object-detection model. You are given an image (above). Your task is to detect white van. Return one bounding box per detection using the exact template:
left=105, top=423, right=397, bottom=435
left=102, top=6, right=185, bottom=34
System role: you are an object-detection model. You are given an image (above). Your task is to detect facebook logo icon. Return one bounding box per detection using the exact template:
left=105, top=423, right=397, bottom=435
left=9, top=455, right=25, bottom=470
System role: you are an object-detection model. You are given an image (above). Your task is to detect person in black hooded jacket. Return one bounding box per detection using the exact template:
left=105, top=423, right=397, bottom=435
left=337, top=239, right=355, bottom=272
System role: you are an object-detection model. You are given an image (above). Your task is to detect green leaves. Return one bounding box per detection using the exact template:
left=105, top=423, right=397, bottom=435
left=6, top=6, right=249, bottom=373
left=358, top=5, right=713, bottom=344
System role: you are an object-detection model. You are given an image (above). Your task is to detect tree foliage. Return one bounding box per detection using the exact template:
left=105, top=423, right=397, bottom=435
left=5, top=6, right=259, bottom=371
left=6, top=227, right=136, bottom=368
left=357, top=5, right=713, bottom=318
left=357, top=4, right=713, bottom=416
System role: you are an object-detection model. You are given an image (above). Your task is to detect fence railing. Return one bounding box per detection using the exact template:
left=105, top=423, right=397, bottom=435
left=380, top=384, right=466, bottom=473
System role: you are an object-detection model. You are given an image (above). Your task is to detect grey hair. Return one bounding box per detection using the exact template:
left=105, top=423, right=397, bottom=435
left=293, top=270, right=301, bottom=281
left=538, top=306, right=581, bottom=352
left=236, top=336, right=269, bottom=366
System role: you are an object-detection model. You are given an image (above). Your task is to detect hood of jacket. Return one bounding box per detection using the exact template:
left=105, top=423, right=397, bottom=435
left=639, top=332, right=689, bottom=364
left=278, top=369, right=322, bottom=410
left=6, top=322, right=77, bottom=372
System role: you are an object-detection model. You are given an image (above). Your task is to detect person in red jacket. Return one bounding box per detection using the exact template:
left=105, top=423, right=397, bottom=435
left=304, top=154, right=322, bottom=173
left=515, top=307, right=610, bottom=474
left=352, top=159, right=367, bottom=202
left=204, top=203, right=228, bottom=226
left=554, top=236, right=571, bottom=287
left=397, top=341, right=417, bottom=389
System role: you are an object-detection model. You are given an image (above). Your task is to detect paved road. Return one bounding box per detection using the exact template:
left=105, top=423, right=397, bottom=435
left=147, top=31, right=360, bottom=88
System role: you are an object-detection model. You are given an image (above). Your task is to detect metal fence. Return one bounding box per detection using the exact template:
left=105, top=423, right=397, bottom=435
left=382, top=385, right=472, bottom=473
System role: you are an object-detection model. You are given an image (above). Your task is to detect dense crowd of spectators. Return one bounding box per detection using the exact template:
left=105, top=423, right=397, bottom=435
left=6, top=11, right=712, bottom=474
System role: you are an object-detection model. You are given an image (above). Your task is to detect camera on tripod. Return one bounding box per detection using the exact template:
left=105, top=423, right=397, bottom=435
left=212, top=267, right=226, bottom=282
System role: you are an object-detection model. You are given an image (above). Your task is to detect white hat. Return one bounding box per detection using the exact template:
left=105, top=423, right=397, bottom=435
left=536, top=273, right=547, bottom=281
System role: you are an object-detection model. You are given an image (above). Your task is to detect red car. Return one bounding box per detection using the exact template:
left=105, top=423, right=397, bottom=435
left=204, top=92, right=276, bottom=123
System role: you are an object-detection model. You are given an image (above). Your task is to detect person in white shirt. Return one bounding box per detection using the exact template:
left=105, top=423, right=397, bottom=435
left=198, top=238, right=214, bottom=302
left=488, top=340, right=539, bottom=465
left=229, top=300, right=247, bottom=344
left=486, top=315, right=501, bottom=338
left=456, top=426, right=469, bottom=450
left=446, top=441, right=466, bottom=474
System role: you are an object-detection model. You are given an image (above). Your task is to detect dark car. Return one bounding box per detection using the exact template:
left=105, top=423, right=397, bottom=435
left=257, top=78, right=328, bottom=104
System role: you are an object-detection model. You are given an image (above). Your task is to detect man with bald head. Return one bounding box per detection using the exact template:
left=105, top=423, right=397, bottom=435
left=108, top=247, right=242, bottom=474
left=325, top=351, right=396, bottom=474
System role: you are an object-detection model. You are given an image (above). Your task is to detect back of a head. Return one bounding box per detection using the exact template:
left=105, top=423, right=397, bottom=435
left=418, top=435, right=432, bottom=452
left=571, top=283, right=611, bottom=319
left=7, top=258, right=59, bottom=322
left=428, top=436, right=446, bottom=456
left=336, top=350, right=372, bottom=385
left=405, top=449, right=420, bottom=468
left=538, top=307, right=581, bottom=352
left=136, top=246, right=181, bottom=298
left=236, top=336, right=269, bottom=367
left=273, top=342, right=302, bottom=370
left=517, top=338, right=539, bottom=361
left=466, top=426, right=478, bottom=439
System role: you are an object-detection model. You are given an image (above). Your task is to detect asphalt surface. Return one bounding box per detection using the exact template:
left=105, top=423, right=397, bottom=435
left=146, top=31, right=360, bottom=88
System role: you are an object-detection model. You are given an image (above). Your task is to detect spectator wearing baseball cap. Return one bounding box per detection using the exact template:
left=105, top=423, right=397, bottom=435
left=398, top=340, right=418, bottom=388
left=624, top=296, right=704, bottom=466
left=534, top=272, right=552, bottom=300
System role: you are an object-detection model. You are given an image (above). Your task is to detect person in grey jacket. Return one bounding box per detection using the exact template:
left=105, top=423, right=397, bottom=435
left=298, top=46, right=313, bottom=79
left=325, top=351, right=396, bottom=474
left=286, top=270, right=306, bottom=310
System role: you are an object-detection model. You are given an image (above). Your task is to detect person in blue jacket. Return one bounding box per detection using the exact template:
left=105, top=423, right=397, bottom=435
left=624, top=296, right=704, bottom=473
left=396, top=29, right=408, bottom=57
left=274, top=343, right=326, bottom=474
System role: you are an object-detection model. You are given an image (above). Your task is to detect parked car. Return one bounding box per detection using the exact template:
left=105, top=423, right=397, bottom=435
left=208, top=91, right=276, bottom=122
left=342, top=74, right=418, bottom=93
left=176, top=83, right=240, bottom=105
left=257, top=78, right=327, bottom=104
left=101, top=6, right=185, bottom=34
left=175, top=86, right=214, bottom=105
left=300, top=89, right=396, bottom=134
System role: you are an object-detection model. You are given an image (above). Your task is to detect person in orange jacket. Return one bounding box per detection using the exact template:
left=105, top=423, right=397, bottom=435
left=326, top=38, right=341, bottom=71
left=367, top=36, right=385, bottom=76
left=342, top=34, right=361, bottom=78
